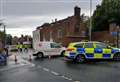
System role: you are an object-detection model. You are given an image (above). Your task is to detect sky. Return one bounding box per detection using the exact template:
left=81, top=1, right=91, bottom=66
left=0, top=0, right=102, bottom=37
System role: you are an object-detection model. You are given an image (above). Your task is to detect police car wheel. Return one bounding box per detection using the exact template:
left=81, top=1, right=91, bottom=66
left=113, top=53, right=120, bottom=61
left=75, top=55, right=85, bottom=63
left=37, top=52, right=44, bottom=58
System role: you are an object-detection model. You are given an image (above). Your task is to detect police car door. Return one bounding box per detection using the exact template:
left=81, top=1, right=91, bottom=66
left=95, top=42, right=111, bottom=59
left=84, top=42, right=94, bottom=59
left=94, top=43, right=104, bottom=59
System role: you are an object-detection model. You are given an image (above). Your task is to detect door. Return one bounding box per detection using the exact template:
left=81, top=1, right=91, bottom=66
left=84, top=43, right=94, bottom=59
left=50, top=43, right=62, bottom=55
left=95, top=42, right=111, bottom=59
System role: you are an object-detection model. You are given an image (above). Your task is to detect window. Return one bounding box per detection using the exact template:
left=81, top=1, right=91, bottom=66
left=74, top=43, right=84, bottom=48
left=96, top=42, right=108, bottom=48
left=58, top=29, right=63, bottom=39
left=50, top=31, right=53, bottom=41
left=84, top=43, right=94, bottom=48
left=74, top=25, right=80, bottom=33
left=50, top=43, right=61, bottom=48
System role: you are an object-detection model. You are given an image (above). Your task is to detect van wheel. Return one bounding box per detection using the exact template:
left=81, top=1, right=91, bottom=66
left=61, top=51, right=65, bottom=57
left=75, top=54, right=85, bottom=63
left=113, top=53, right=120, bottom=61
left=37, top=52, right=44, bottom=58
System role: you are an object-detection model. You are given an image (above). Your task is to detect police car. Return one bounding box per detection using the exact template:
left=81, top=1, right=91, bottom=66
left=64, top=41, right=120, bottom=63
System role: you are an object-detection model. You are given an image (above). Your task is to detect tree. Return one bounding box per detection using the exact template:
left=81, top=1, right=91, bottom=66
left=0, top=31, right=5, bottom=48
left=92, top=0, right=120, bottom=32
left=6, top=34, right=12, bottom=45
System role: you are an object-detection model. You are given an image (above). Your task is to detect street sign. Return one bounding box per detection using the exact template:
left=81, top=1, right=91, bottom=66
left=111, top=32, right=117, bottom=37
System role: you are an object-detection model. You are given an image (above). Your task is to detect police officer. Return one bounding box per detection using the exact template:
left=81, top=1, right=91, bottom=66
left=24, top=44, right=28, bottom=53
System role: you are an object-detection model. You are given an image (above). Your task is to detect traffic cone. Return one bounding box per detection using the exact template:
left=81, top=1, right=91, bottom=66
left=48, top=55, right=51, bottom=60
left=14, top=55, right=17, bottom=64
left=29, top=55, right=32, bottom=62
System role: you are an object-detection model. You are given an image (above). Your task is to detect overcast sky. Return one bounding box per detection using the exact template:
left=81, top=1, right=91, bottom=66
left=0, top=0, right=102, bottom=37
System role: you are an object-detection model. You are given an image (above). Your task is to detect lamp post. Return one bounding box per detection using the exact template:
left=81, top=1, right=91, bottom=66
left=117, top=25, right=120, bottom=48
left=0, top=22, right=6, bottom=48
left=89, top=0, right=92, bottom=41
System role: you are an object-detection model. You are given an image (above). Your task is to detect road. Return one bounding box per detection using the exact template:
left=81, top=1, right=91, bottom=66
left=0, top=50, right=120, bottom=82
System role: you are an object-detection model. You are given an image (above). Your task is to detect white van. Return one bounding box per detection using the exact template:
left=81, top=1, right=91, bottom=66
left=33, top=42, right=66, bottom=58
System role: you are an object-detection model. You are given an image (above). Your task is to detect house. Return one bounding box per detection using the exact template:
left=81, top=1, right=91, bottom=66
left=36, top=6, right=88, bottom=47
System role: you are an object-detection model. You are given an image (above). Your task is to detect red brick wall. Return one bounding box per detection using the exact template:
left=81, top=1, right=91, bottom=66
left=37, top=6, right=88, bottom=47
left=39, top=16, right=87, bottom=47
left=92, top=31, right=113, bottom=43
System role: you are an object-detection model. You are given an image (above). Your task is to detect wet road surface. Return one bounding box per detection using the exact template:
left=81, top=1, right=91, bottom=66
left=0, top=50, right=120, bottom=82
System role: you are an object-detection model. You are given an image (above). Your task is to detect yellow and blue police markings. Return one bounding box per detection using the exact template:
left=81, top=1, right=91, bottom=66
left=64, top=42, right=120, bottom=62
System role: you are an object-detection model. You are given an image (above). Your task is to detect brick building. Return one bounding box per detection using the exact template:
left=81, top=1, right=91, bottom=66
left=37, top=6, right=88, bottom=46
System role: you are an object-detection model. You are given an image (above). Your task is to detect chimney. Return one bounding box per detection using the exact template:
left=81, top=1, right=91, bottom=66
left=74, top=6, right=81, bottom=17
left=52, top=19, right=54, bottom=23
left=55, top=18, right=57, bottom=22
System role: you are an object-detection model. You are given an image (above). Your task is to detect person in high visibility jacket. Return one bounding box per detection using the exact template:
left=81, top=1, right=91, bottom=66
left=17, top=44, right=23, bottom=52
left=20, top=44, right=23, bottom=52
left=23, top=44, right=28, bottom=53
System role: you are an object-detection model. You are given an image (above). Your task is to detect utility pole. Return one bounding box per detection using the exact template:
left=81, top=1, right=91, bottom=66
left=0, top=22, right=6, bottom=48
left=89, top=0, right=92, bottom=41
left=3, top=24, right=6, bottom=48
left=117, top=26, right=120, bottom=48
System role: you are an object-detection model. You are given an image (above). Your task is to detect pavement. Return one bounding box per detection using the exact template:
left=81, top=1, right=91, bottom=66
left=0, top=49, right=120, bottom=82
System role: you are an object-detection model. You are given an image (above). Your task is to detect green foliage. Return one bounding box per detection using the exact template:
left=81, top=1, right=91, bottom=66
left=6, top=34, right=12, bottom=45
left=0, top=31, right=4, bottom=40
left=92, top=0, right=120, bottom=32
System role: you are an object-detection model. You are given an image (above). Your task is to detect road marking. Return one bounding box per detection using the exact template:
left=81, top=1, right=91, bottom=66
left=36, top=65, right=75, bottom=81
left=43, top=67, right=50, bottom=72
left=74, top=81, right=81, bottom=82
left=61, top=75, right=72, bottom=81
left=51, top=71, right=59, bottom=76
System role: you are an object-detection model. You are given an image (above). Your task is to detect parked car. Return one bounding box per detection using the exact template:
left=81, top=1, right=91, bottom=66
left=64, top=41, right=120, bottom=63
left=33, top=41, right=66, bottom=58
left=0, top=52, right=7, bottom=65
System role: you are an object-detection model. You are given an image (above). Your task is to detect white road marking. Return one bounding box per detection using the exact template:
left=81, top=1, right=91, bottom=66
left=51, top=71, right=59, bottom=76
left=43, top=68, right=50, bottom=72
left=61, top=75, right=72, bottom=81
left=74, top=81, right=81, bottom=82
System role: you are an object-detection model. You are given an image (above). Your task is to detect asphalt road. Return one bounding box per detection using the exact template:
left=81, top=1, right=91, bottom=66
left=0, top=50, right=120, bottom=82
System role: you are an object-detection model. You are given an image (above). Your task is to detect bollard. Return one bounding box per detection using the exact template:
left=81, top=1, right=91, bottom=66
left=14, top=55, right=17, bottom=64
left=29, top=55, right=32, bottom=62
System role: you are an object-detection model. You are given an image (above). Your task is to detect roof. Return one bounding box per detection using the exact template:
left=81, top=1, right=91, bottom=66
left=69, top=41, right=102, bottom=45
left=37, top=15, right=81, bottom=29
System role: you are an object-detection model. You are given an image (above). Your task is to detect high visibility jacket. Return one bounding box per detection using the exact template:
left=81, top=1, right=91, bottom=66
left=19, top=45, right=23, bottom=48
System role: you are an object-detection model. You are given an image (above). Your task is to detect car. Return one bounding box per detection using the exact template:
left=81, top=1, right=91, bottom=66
left=64, top=41, right=120, bottom=63
left=0, top=54, right=7, bottom=65
left=33, top=41, right=66, bottom=58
